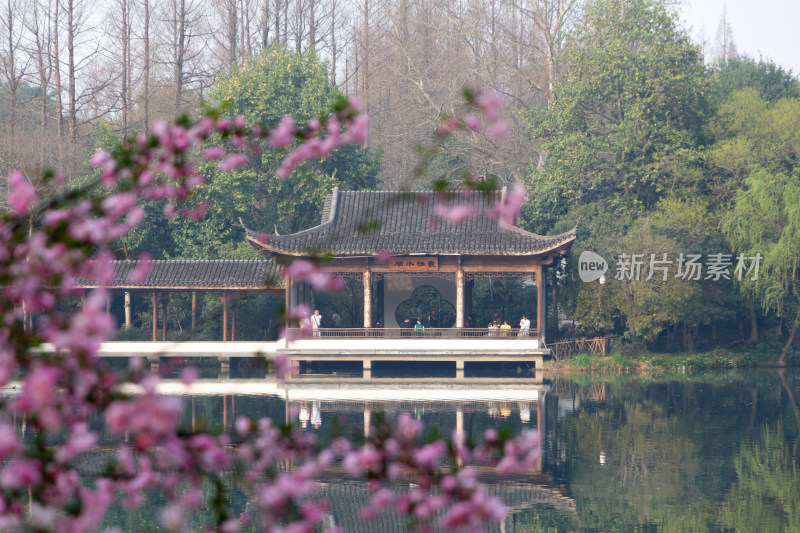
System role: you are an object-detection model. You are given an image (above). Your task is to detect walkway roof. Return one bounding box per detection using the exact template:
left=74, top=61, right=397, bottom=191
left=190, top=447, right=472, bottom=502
left=76, top=260, right=284, bottom=290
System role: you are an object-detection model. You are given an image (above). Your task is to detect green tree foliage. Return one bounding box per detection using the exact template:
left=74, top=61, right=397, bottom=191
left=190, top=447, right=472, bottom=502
left=562, top=197, right=735, bottom=349
left=707, top=89, right=800, bottom=200
left=710, top=56, right=800, bottom=106
left=523, top=0, right=708, bottom=231
left=723, top=169, right=800, bottom=364
left=172, top=47, right=381, bottom=259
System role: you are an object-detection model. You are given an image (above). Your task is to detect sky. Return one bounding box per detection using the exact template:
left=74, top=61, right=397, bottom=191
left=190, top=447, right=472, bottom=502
left=679, top=0, right=800, bottom=75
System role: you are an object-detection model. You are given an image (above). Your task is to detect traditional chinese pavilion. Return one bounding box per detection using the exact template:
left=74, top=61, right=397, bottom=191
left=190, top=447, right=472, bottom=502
left=242, top=187, right=576, bottom=348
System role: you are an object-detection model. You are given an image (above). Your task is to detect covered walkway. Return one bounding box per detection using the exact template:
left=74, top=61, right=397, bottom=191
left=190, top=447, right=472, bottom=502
left=77, top=259, right=284, bottom=341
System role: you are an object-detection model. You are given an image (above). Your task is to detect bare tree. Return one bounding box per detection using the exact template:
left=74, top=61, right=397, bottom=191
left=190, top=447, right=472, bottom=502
left=142, top=0, right=150, bottom=130
left=1, top=0, right=30, bottom=147
left=25, top=0, right=56, bottom=169
left=713, top=4, right=736, bottom=65
left=108, top=0, right=134, bottom=137
left=161, top=0, right=205, bottom=116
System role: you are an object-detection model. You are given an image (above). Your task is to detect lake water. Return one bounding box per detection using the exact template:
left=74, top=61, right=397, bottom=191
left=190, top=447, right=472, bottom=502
left=32, top=360, right=800, bottom=531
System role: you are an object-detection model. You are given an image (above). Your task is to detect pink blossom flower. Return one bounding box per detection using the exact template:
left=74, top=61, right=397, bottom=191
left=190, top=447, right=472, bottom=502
left=159, top=504, right=186, bottom=530
left=347, top=96, right=362, bottom=112
left=127, top=255, right=153, bottom=284
left=90, top=150, right=111, bottom=168
left=341, top=114, right=370, bottom=144
left=489, top=182, right=526, bottom=230
left=0, top=461, right=42, bottom=490
left=55, top=423, right=98, bottom=464
left=434, top=202, right=477, bottom=224
left=7, top=172, right=38, bottom=214
left=219, top=153, right=250, bottom=171
left=485, top=117, right=511, bottom=140
left=204, top=146, right=225, bottom=161
left=19, top=365, right=61, bottom=411
left=180, top=367, right=198, bottom=385
left=268, top=116, right=296, bottom=148
left=273, top=352, right=297, bottom=382
left=475, top=88, right=505, bottom=122
left=464, top=115, right=481, bottom=131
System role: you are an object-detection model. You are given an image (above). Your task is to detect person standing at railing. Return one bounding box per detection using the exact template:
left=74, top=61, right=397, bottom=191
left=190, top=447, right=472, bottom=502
left=415, top=319, right=425, bottom=336
left=519, top=315, right=530, bottom=337
left=429, top=310, right=438, bottom=328
left=500, top=320, right=512, bottom=337
left=311, top=309, right=322, bottom=337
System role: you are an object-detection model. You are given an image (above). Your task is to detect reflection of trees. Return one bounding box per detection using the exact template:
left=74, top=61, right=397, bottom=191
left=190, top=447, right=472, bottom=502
left=549, top=373, right=800, bottom=531
left=720, top=423, right=800, bottom=532
left=514, top=503, right=579, bottom=531
left=564, top=401, right=712, bottom=530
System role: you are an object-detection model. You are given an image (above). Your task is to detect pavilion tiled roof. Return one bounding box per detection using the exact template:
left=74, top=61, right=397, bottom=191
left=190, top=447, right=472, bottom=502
left=76, top=260, right=284, bottom=289
left=243, top=187, right=577, bottom=257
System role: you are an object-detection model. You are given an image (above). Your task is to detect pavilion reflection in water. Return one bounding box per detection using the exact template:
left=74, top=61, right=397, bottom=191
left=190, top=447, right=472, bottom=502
left=166, top=375, right=572, bottom=531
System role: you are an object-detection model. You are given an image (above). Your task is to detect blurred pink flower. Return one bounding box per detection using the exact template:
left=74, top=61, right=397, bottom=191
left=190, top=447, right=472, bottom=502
left=204, top=146, right=225, bottom=161
left=7, top=172, right=38, bottom=214
left=219, top=153, right=249, bottom=171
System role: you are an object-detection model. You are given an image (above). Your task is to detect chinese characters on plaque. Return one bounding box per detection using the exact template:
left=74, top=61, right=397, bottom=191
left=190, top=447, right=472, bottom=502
left=388, top=257, right=439, bottom=272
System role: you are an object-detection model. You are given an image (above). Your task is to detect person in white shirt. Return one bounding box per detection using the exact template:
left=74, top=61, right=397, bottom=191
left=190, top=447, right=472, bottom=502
left=311, top=309, right=322, bottom=337
left=519, top=315, right=531, bottom=337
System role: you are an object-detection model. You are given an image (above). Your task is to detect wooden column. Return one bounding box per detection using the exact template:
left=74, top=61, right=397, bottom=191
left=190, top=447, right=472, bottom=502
left=231, top=296, right=237, bottom=341
left=456, top=267, right=465, bottom=328
left=376, top=278, right=384, bottom=325
left=363, top=268, right=372, bottom=328
left=466, top=279, right=474, bottom=322
left=151, top=292, right=157, bottom=341
left=191, top=291, right=197, bottom=330
left=536, top=264, right=546, bottom=344
left=161, top=295, right=168, bottom=341
left=222, top=293, right=228, bottom=342
left=284, top=279, right=291, bottom=334
left=124, top=291, right=131, bottom=328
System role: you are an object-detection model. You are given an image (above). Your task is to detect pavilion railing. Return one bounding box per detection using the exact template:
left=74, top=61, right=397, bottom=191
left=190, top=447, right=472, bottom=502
left=290, top=328, right=539, bottom=339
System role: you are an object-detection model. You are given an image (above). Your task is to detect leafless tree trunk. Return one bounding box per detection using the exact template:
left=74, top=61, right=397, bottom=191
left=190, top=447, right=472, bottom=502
left=116, top=0, right=132, bottom=137
left=228, top=0, right=237, bottom=65
left=26, top=0, right=55, bottom=170
left=293, top=0, right=303, bottom=52
left=66, top=0, right=76, bottom=143
left=171, top=0, right=187, bottom=114
left=1, top=0, right=27, bottom=147
left=142, top=0, right=150, bottom=131
left=261, top=0, right=269, bottom=47
left=53, top=0, right=63, bottom=138
left=273, top=0, right=281, bottom=44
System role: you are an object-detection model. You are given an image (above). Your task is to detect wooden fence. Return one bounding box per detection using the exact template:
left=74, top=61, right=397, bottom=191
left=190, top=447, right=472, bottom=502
left=548, top=336, right=608, bottom=362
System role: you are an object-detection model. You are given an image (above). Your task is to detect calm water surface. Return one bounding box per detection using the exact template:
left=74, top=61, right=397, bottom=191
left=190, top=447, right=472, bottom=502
left=86, top=359, right=800, bottom=531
